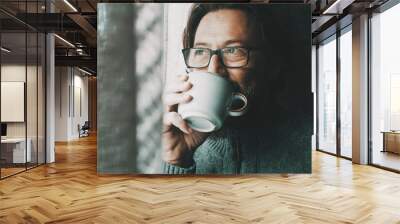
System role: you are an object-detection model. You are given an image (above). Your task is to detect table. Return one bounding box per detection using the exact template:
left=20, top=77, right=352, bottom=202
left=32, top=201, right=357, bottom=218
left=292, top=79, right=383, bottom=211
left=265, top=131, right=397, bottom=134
left=381, top=131, right=400, bottom=154
left=1, top=138, right=31, bottom=163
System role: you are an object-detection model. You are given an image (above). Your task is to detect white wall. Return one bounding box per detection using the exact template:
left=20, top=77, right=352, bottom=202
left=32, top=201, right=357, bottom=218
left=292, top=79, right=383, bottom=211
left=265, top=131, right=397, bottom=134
left=1, top=65, right=26, bottom=133
left=72, top=72, right=89, bottom=138
left=1, top=63, right=46, bottom=163
left=1, top=82, right=25, bottom=122
left=1, top=64, right=26, bottom=81
left=55, top=66, right=89, bottom=141
left=1, top=65, right=25, bottom=143
left=55, top=66, right=68, bottom=141
left=1, top=65, right=41, bottom=138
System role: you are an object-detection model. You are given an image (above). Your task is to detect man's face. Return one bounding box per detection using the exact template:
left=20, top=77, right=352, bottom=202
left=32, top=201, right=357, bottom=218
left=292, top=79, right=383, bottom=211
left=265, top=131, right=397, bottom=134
left=193, top=9, right=259, bottom=98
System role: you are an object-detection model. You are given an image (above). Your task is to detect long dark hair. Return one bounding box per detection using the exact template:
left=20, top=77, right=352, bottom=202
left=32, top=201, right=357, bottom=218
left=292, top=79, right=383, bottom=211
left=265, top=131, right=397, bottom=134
left=182, top=3, right=266, bottom=49
left=182, top=3, right=286, bottom=128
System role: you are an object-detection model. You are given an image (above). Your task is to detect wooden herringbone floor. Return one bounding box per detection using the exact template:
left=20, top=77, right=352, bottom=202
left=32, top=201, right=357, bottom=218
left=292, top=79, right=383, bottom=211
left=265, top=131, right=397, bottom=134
left=1, top=134, right=400, bottom=224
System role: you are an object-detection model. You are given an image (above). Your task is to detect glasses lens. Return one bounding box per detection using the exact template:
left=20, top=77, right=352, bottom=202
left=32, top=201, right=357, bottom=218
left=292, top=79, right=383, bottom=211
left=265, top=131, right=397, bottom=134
left=221, top=47, right=248, bottom=67
left=184, top=48, right=210, bottom=68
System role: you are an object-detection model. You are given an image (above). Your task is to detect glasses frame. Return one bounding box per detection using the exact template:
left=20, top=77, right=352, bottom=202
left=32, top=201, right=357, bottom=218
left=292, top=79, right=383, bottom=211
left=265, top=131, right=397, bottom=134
left=182, top=47, right=252, bottom=69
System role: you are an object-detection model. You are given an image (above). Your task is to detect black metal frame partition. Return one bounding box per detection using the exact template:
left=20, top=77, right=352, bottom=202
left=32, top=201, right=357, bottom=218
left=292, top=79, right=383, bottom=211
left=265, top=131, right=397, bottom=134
left=315, top=24, right=353, bottom=161
left=0, top=0, right=47, bottom=180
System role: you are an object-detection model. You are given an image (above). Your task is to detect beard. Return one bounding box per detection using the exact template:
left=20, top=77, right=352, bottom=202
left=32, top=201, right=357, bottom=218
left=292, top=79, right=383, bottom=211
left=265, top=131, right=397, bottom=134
left=242, top=84, right=256, bottom=103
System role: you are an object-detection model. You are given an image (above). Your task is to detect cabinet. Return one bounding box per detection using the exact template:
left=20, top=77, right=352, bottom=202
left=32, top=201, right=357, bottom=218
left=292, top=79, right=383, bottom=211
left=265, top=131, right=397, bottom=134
left=382, top=132, right=400, bottom=154
left=1, top=138, right=32, bottom=164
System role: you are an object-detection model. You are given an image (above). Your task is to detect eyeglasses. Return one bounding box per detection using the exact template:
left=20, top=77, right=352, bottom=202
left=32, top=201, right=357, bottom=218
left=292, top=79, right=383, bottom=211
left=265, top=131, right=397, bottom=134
left=182, top=47, right=251, bottom=68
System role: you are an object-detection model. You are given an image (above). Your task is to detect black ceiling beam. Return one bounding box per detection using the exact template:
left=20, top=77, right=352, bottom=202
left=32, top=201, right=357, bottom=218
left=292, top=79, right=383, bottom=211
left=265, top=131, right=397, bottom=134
left=80, top=12, right=97, bottom=17
left=86, top=0, right=97, bottom=12
left=14, top=13, right=84, bottom=32
left=55, top=47, right=97, bottom=57
left=0, top=18, right=27, bottom=31
left=55, top=55, right=96, bottom=68
left=0, top=7, right=38, bottom=31
left=269, top=0, right=306, bottom=2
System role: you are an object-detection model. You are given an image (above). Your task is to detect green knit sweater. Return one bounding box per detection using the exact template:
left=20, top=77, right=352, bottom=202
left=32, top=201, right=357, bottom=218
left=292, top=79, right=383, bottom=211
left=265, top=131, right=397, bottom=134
left=162, top=121, right=311, bottom=174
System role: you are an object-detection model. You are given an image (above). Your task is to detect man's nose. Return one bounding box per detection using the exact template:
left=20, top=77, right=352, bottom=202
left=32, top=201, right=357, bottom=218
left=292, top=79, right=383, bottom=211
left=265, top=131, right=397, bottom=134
left=207, top=54, right=227, bottom=76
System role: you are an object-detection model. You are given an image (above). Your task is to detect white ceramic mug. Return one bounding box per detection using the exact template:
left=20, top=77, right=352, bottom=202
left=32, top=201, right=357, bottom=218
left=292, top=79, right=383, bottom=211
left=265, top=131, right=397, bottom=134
left=177, top=71, right=248, bottom=132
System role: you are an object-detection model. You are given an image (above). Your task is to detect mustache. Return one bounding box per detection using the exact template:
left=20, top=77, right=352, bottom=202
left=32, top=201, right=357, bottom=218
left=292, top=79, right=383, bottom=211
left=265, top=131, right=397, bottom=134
left=232, top=82, right=241, bottom=92
left=231, top=82, right=256, bottom=99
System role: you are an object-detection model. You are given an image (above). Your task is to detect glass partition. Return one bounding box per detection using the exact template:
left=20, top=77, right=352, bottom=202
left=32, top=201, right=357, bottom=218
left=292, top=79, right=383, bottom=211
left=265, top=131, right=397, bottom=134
left=27, top=31, right=38, bottom=169
left=371, top=3, right=400, bottom=171
left=317, top=35, right=337, bottom=154
left=339, top=27, right=352, bottom=158
left=0, top=1, right=46, bottom=179
left=1, top=30, right=28, bottom=177
left=38, top=32, right=45, bottom=165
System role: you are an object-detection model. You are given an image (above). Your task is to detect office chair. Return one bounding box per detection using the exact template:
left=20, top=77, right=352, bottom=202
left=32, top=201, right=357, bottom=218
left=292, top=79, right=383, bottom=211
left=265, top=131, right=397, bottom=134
left=79, top=121, right=90, bottom=138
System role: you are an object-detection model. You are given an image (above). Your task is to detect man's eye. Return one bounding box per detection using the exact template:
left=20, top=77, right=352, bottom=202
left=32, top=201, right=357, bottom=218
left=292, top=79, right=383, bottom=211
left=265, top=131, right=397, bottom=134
left=194, top=49, right=205, bottom=55
left=225, top=48, right=238, bottom=54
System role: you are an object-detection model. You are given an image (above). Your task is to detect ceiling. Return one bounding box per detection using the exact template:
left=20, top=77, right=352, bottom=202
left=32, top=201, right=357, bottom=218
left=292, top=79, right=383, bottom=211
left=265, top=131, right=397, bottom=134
left=0, top=0, right=393, bottom=75
left=1, top=0, right=98, bottom=74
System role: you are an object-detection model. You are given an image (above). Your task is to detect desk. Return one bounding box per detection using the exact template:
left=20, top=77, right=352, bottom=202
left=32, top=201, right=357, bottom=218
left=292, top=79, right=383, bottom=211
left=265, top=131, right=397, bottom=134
left=381, top=131, right=400, bottom=154
left=1, top=138, right=31, bottom=163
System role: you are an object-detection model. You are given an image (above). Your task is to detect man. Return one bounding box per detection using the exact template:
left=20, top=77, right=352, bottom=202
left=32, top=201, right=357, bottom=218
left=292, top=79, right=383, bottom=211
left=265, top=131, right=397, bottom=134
left=162, top=3, right=311, bottom=174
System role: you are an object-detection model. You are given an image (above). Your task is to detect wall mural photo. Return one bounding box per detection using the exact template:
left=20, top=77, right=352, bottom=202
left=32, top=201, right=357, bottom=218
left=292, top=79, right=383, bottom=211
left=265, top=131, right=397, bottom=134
left=97, top=3, right=313, bottom=174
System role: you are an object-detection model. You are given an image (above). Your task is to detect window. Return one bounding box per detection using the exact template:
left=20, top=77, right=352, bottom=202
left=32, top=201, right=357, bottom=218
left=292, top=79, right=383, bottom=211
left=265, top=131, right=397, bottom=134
left=339, top=28, right=352, bottom=158
left=370, top=2, right=400, bottom=171
left=317, top=35, right=337, bottom=154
